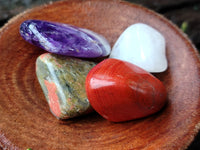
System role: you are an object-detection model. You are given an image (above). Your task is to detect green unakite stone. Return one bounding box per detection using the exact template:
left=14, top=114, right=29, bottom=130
left=36, top=53, right=96, bottom=119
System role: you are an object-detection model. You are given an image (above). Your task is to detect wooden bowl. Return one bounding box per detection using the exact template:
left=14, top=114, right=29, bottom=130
left=0, top=0, right=199, bottom=149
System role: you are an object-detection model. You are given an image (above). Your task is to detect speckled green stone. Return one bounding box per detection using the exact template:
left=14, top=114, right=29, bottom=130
left=36, top=53, right=96, bottom=119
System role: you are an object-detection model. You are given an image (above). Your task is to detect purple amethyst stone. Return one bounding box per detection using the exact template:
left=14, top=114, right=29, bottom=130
left=20, top=20, right=111, bottom=58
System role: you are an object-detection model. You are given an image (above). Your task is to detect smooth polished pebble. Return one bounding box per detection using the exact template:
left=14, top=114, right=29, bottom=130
left=86, top=58, right=167, bottom=122
left=20, top=20, right=111, bottom=58
left=109, top=23, right=168, bottom=73
left=36, top=53, right=96, bottom=119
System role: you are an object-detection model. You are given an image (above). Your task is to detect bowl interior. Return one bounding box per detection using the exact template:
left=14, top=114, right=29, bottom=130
left=0, top=0, right=199, bottom=149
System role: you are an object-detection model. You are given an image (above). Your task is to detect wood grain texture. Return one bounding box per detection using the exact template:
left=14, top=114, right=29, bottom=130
left=0, top=0, right=199, bottom=149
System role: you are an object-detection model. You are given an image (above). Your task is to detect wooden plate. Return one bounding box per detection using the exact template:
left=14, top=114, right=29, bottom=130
left=0, top=0, right=199, bottom=149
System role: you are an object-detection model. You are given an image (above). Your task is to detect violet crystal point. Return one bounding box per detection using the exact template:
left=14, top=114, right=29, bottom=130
left=20, top=20, right=111, bottom=58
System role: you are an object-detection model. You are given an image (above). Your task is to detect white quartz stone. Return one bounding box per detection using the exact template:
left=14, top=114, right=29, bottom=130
left=109, top=23, right=168, bottom=73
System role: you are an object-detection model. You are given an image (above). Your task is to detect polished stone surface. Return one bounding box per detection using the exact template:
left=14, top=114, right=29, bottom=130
left=110, top=23, right=168, bottom=73
left=20, top=20, right=111, bottom=58
left=86, top=58, right=167, bottom=122
left=36, top=53, right=96, bottom=119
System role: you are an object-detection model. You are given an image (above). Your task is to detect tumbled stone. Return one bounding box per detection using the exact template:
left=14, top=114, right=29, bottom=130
left=86, top=58, right=167, bottom=122
left=36, top=53, right=96, bottom=119
left=20, top=20, right=111, bottom=58
left=109, top=23, right=168, bottom=73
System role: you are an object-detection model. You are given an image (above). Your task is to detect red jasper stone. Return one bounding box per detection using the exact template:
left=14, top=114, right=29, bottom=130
left=85, top=58, right=167, bottom=122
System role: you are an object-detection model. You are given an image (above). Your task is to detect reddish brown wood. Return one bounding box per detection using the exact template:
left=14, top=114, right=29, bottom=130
left=0, top=0, right=199, bottom=149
